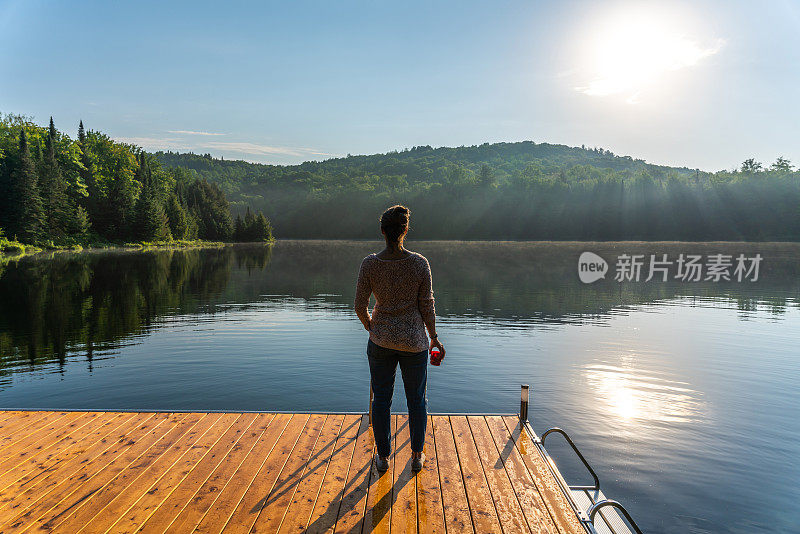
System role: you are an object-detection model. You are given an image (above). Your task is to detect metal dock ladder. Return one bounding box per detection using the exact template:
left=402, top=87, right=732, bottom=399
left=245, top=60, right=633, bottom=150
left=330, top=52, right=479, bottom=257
left=519, top=384, right=644, bottom=534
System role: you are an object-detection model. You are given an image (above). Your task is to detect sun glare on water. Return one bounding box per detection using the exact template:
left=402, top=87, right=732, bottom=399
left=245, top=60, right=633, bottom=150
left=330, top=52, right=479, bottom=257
left=575, top=6, right=724, bottom=103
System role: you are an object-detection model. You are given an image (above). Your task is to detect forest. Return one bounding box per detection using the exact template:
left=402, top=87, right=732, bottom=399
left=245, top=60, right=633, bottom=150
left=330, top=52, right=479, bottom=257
left=156, top=142, right=800, bottom=241
left=4, top=112, right=799, bottom=245
left=0, top=114, right=273, bottom=251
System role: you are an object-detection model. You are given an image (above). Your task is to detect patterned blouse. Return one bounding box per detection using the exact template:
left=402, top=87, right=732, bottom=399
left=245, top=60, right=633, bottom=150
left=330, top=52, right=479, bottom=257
left=354, top=251, right=436, bottom=353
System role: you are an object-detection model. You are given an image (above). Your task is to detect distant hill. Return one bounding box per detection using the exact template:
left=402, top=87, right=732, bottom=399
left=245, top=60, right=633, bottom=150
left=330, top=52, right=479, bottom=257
left=153, top=141, right=799, bottom=241
left=155, top=140, right=695, bottom=194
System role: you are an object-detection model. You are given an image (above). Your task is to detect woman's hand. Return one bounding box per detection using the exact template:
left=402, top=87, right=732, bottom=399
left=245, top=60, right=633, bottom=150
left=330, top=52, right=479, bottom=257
left=429, top=337, right=445, bottom=360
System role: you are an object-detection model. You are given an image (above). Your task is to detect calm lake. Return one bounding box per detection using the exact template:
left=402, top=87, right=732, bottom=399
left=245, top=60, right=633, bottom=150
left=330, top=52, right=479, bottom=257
left=1, top=240, right=798, bottom=533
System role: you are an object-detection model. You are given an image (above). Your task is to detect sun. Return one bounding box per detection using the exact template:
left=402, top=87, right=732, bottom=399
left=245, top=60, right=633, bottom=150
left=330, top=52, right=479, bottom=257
left=575, top=6, right=724, bottom=103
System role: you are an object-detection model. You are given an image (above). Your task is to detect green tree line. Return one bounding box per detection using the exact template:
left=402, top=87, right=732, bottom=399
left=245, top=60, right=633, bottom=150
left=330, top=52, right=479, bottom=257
left=0, top=114, right=273, bottom=248
left=156, top=142, right=800, bottom=241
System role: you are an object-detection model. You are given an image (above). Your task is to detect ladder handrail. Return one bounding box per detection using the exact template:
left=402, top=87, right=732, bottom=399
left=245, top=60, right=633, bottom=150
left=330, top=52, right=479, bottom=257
left=588, top=500, right=644, bottom=534
left=541, top=427, right=600, bottom=490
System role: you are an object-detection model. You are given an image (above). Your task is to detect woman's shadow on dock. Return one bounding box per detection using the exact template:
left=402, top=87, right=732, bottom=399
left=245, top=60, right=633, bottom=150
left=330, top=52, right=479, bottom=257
left=249, top=416, right=413, bottom=533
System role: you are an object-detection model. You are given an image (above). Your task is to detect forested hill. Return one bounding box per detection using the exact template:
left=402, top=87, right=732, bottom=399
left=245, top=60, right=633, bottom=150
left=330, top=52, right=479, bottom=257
left=155, top=141, right=694, bottom=191
left=155, top=142, right=800, bottom=241
left=0, top=114, right=273, bottom=249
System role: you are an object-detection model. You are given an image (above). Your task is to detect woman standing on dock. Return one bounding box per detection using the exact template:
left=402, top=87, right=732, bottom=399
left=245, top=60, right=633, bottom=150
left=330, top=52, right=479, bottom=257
left=354, top=205, right=445, bottom=473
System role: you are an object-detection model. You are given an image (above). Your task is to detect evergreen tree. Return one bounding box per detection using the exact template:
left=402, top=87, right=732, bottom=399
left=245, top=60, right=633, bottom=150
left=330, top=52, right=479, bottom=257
left=243, top=207, right=255, bottom=240
left=77, top=120, right=98, bottom=223
left=71, top=205, right=91, bottom=237
left=9, top=128, right=45, bottom=243
left=253, top=212, right=273, bottom=241
left=135, top=153, right=170, bottom=241
left=166, top=194, right=189, bottom=240
left=40, top=117, right=71, bottom=239
left=234, top=214, right=244, bottom=241
left=184, top=179, right=233, bottom=240
left=771, top=156, right=794, bottom=172
left=107, top=157, right=137, bottom=239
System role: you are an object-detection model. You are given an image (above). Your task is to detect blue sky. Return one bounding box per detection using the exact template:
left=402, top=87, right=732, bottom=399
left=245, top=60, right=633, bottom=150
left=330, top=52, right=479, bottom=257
left=1, top=0, right=798, bottom=170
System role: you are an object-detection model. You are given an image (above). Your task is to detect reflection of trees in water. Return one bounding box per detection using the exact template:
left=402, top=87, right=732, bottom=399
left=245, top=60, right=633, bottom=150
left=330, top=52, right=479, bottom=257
left=0, top=241, right=798, bottom=375
left=245, top=240, right=800, bottom=322
left=0, top=245, right=273, bottom=373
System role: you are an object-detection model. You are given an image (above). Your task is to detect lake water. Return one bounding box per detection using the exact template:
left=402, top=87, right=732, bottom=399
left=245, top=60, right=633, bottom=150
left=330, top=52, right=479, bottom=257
left=1, top=240, right=798, bottom=534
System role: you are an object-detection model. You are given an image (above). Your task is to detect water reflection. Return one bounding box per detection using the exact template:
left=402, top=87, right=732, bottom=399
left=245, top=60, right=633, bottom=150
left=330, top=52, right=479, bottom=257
left=584, top=362, right=703, bottom=423
left=1, top=240, right=799, bottom=379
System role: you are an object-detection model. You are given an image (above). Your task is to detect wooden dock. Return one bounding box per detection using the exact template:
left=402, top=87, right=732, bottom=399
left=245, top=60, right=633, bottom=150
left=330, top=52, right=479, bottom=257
left=0, top=410, right=585, bottom=533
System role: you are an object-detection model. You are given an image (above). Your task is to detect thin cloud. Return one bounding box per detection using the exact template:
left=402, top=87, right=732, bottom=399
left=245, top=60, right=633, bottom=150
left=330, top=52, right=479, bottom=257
left=114, top=136, right=333, bottom=161
left=199, top=141, right=333, bottom=157
left=116, top=136, right=191, bottom=150
left=168, top=129, right=227, bottom=136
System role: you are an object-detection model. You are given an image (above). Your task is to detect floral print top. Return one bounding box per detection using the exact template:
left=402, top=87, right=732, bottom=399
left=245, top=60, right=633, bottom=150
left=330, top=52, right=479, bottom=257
left=354, top=251, right=435, bottom=353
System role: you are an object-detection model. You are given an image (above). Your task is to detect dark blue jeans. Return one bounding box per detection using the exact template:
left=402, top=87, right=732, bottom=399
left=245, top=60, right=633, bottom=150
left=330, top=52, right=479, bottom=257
left=367, top=339, right=427, bottom=458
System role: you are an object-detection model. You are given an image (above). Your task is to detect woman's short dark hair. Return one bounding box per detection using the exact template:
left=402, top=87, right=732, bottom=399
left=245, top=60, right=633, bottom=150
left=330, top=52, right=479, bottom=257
left=380, top=205, right=410, bottom=244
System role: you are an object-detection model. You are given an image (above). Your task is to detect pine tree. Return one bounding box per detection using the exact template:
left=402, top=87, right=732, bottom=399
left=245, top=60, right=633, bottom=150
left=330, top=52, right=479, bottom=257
left=234, top=214, right=244, bottom=241
left=184, top=179, right=233, bottom=240
left=243, top=206, right=255, bottom=241
left=9, top=128, right=45, bottom=243
left=105, top=151, right=138, bottom=239
left=134, top=153, right=170, bottom=241
left=166, top=195, right=189, bottom=240
left=39, top=117, right=71, bottom=239
left=71, top=205, right=91, bottom=237
left=253, top=212, right=273, bottom=241
left=77, top=120, right=98, bottom=224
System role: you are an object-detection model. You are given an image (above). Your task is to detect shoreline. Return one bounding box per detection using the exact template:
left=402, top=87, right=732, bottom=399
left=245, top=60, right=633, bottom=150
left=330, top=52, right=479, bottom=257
left=0, top=239, right=274, bottom=262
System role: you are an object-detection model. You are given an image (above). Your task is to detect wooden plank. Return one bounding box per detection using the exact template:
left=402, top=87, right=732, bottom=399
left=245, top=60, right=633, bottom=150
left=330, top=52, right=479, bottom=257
left=28, top=412, right=198, bottom=533
left=0, top=412, right=59, bottom=446
left=194, top=413, right=307, bottom=534
left=0, top=411, right=72, bottom=451
left=331, top=414, right=373, bottom=534
left=104, top=413, right=245, bottom=533
left=249, top=414, right=328, bottom=533
left=165, top=413, right=285, bottom=534
left=0, top=412, right=50, bottom=435
left=0, top=412, right=80, bottom=466
left=0, top=412, right=95, bottom=481
left=305, top=414, right=361, bottom=534
left=449, top=415, right=503, bottom=533
left=0, top=411, right=22, bottom=425
left=431, top=416, right=475, bottom=533
left=278, top=414, right=345, bottom=533
left=502, top=416, right=584, bottom=534
left=65, top=413, right=225, bottom=533
left=0, top=411, right=25, bottom=422
left=467, top=416, right=531, bottom=533
left=0, top=412, right=171, bottom=532
left=0, top=412, right=134, bottom=497
left=391, top=414, right=417, bottom=534
left=0, top=413, right=144, bottom=517
left=416, top=415, right=445, bottom=534
left=134, top=413, right=261, bottom=533
left=484, top=417, right=559, bottom=534
left=362, top=414, right=394, bottom=534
